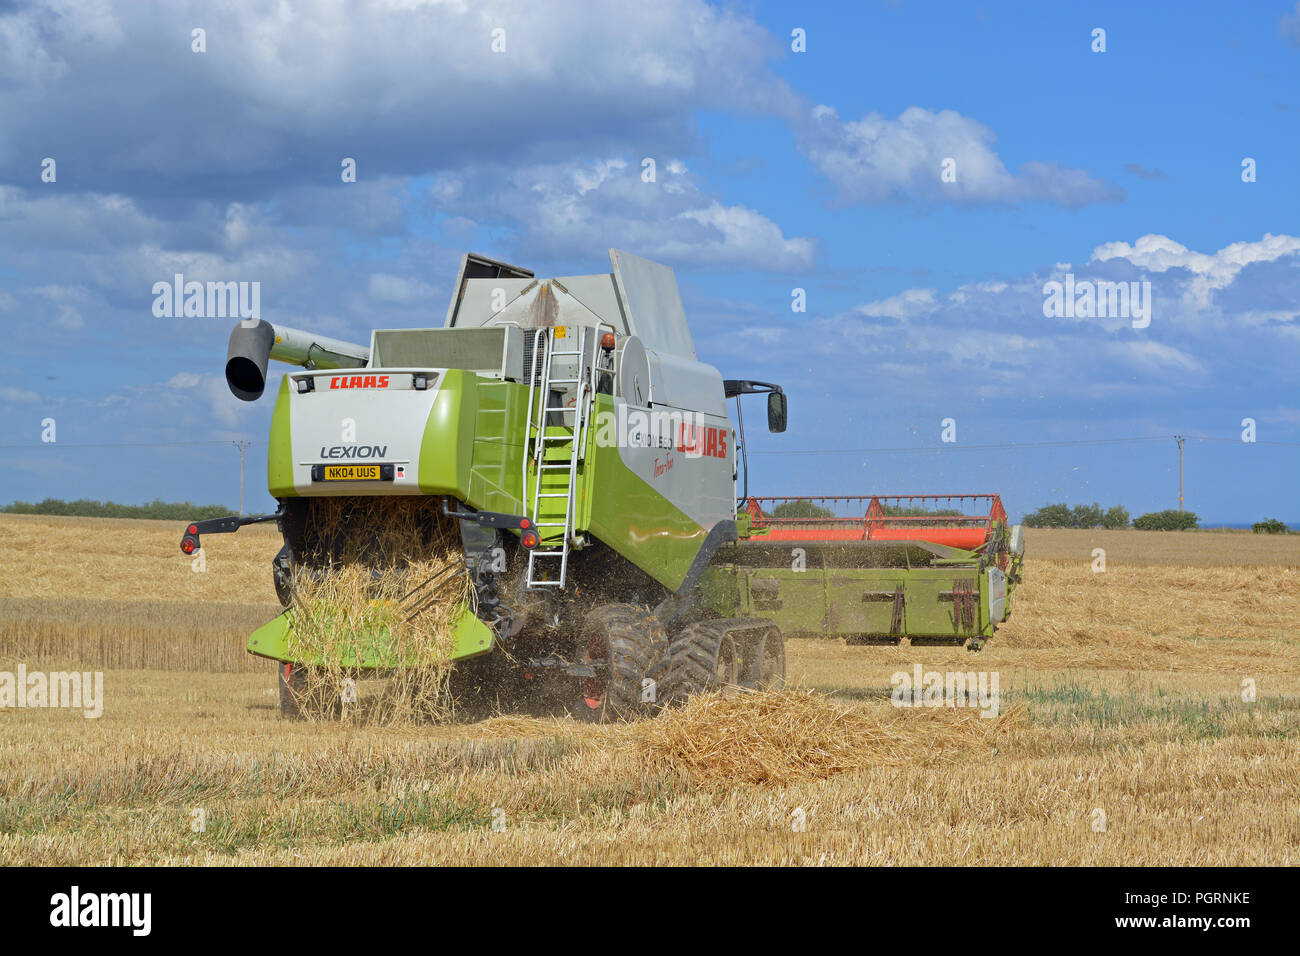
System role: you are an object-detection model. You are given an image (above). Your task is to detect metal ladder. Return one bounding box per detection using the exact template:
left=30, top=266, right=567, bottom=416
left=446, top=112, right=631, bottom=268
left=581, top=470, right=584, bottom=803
left=522, top=326, right=596, bottom=589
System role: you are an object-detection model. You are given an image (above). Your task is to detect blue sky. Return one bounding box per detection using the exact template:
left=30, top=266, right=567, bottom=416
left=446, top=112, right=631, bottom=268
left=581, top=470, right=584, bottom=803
left=0, top=0, right=1297, bottom=524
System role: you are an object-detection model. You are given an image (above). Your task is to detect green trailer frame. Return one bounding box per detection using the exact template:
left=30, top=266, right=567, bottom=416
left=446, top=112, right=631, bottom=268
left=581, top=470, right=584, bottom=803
left=698, top=498, right=1023, bottom=650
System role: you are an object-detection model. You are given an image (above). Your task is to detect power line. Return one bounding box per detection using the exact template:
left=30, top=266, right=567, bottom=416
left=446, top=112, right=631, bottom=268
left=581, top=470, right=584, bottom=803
left=3, top=436, right=1297, bottom=455
left=750, top=435, right=1300, bottom=456
left=754, top=436, right=1165, bottom=456
left=0, top=439, right=263, bottom=449
left=1184, top=437, right=1299, bottom=445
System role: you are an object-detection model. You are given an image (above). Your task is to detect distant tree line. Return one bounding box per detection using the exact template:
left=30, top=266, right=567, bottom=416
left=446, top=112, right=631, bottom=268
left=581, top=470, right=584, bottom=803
left=2, top=498, right=231, bottom=520
left=1022, top=502, right=1133, bottom=529
left=1251, top=518, right=1291, bottom=534
left=769, top=501, right=962, bottom=519
left=770, top=500, right=835, bottom=519
left=1023, top=503, right=1293, bottom=532
left=1131, top=509, right=1199, bottom=531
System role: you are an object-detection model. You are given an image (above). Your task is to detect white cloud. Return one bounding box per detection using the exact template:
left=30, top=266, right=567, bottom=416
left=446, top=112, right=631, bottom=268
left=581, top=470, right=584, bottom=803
left=851, top=288, right=938, bottom=320
left=101, top=373, right=252, bottom=430
left=432, top=157, right=815, bottom=270
left=799, top=105, right=1122, bottom=207
left=1107, top=340, right=1202, bottom=372
left=0, top=386, right=41, bottom=403
left=740, top=326, right=784, bottom=345
left=32, top=284, right=89, bottom=330
left=796, top=232, right=1300, bottom=402
left=368, top=273, right=437, bottom=304
left=675, top=202, right=814, bottom=270
left=0, top=0, right=795, bottom=185
left=1091, top=233, right=1300, bottom=306
left=199, top=374, right=248, bottom=428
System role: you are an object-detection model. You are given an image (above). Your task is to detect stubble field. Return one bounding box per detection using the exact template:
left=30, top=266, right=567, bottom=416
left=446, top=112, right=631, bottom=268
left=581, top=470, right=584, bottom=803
left=1, top=513, right=1297, bottom=865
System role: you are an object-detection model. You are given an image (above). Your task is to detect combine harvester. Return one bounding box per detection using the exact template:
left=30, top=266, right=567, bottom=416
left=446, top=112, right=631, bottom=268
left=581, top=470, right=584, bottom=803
left=179, top=250, right=1023, bottom=718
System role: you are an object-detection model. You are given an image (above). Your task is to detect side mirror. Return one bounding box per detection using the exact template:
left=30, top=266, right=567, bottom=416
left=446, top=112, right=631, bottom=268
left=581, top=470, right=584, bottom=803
left=767, top=390, right=787, bottom=433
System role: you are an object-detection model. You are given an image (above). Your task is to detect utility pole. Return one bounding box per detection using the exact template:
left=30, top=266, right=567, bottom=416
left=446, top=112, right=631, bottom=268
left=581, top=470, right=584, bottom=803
left=233, top=439, right=251, bottom=515
left=1174, top=435, right=1184, bottom=512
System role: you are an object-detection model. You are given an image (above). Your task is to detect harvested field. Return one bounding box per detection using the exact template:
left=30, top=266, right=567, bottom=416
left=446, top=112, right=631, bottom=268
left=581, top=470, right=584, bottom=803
left=1024, top=527, right=1300, bottom=566
left=1, top=514, right=1297, bottom=865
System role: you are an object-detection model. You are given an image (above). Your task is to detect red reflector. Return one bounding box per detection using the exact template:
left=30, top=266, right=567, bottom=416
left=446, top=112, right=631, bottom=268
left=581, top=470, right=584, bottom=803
left=519, top=518, right=531, bottom=529
left=188, top=525, right=197, bottom=534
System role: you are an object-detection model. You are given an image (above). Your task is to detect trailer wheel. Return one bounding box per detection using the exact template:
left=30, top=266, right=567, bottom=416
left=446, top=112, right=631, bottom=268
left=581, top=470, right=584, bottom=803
left=277, top=662, right=303, bottom=719
left=664, top=620, right=746, bottom=704
left=740, top=623, right=786, bottom=691
left=574, top=604, right=668, bottom=722
left=277, top=663, right=345, bottom=719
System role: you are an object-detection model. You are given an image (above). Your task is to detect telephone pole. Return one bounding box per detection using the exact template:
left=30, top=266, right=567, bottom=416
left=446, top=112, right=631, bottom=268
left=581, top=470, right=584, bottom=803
left=1174, top=435, right=1184, bottom=512
left=233, top=439, right=251, bottom=515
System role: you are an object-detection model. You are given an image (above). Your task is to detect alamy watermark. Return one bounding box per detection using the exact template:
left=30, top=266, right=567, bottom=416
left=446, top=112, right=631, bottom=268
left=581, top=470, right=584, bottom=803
left=890, top=664, right=1000, bottom=717
left=152, top=272, right=260, bottom=320
left=0, top=665, right=103, bottom=718
left=50, top=886, right=150, bottom=936
left=1042, top=274, right=1151, bottom=328
left=591, top=405, right=724, bottom=460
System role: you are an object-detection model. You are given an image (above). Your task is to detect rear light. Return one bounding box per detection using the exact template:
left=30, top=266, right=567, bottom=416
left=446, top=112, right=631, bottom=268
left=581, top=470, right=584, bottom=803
left=521, top=529, right=540, bottom=550
left=181, top=536, right=198, bottom=554
left=296, top=378, right=314, bottom=394
left=413, top=374, right=430, bottom=390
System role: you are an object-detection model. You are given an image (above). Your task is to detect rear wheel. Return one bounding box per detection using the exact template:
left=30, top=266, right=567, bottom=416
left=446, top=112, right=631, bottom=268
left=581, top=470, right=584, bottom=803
left=664, top=620, right=741, bottom=703
left=739, top=623, right=786, bottom=691
left=573, top=604, right=668, bottom=722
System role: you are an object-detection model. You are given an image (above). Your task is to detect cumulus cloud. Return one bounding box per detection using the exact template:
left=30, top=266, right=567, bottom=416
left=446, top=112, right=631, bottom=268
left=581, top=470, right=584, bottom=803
left=741, top=233, right=1299, bottom=411
left=798, top=105, right=1122, bottom=207
left=32, top=283, right=90, bottom=330
left=1091, top=233, right=1300, bottom=307
left=0, top=185, right=338, bottom=342
left=430, top=157, right=815, bottom=271
left=850, top=288, right=938, bottom=320
left=0, top=0, right=796, bottom=195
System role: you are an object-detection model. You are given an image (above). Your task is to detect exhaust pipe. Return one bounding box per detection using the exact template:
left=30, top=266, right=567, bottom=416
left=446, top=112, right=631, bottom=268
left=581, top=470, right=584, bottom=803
left=225, top=320, right=370, bottom=401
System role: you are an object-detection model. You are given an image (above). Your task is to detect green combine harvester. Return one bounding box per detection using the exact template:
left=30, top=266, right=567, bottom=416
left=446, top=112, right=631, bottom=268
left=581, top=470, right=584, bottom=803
left=179, top=250, right=1022, bottom=718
